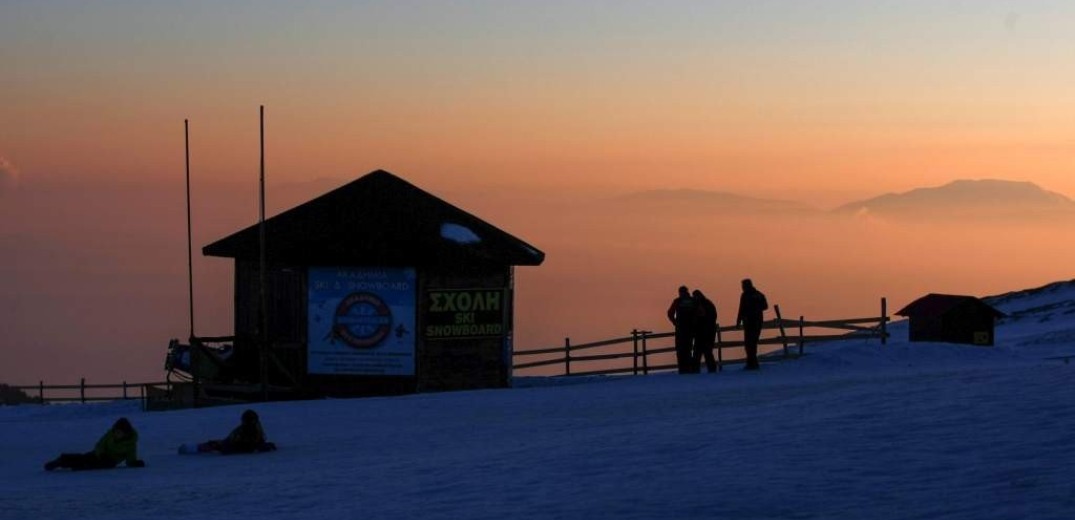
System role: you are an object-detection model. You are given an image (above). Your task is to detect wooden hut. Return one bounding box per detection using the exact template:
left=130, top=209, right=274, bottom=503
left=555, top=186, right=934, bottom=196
left=200, top=169, right=544, bottom=398
left=895, top=294, right=1004, bottom=346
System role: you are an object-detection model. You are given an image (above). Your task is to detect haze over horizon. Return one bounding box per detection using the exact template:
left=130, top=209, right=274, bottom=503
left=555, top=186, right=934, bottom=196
left=3, top=1, right=1074, bottom=383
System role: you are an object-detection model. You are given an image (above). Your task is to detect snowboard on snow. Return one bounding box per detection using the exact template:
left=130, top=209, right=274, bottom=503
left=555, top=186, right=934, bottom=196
left=177, top=442, right=278, bottom=455
left=177, top=443, right=210, bottom=455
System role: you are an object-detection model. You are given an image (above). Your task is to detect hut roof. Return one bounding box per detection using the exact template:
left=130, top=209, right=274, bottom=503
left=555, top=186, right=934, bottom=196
left=203, top=170, right=545, bottom=267
left=896, top=294, right=1005, bottom=319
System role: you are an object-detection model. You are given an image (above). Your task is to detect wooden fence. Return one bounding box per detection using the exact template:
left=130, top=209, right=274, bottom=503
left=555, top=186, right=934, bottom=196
left=12, top=379, right=173, bottom=407
left=10, top=301, right=890, bottom=403
left=513, top=299, right=890, bottom=377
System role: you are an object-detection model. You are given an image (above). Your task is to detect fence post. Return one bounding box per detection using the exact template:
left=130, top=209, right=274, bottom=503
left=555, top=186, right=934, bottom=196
left=39, top=380, right=44, bottom=404
left=123, top=381, right=128, bottom=400
left=799, top=316, right=805, bottom=356
left=80, top=378, right=86, bottom=404
left=641, top=331, right=650, bottom=375
left=774, top=305, right=789, bottom=357
left=881, top=297, right=888, bottom=345
left=715, top=322, right=723, bottom=372
left=564, top=337, right=571, bottom=376
left=631, top=329, right=639, bottom=376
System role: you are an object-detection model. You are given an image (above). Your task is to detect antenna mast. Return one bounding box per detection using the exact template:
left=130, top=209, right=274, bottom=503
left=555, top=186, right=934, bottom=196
left=259, top=105, right=269, bottom=401
left=185, top=119, right=195, bottom=340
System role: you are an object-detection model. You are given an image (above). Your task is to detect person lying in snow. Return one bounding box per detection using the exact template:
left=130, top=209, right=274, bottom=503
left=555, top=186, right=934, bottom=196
left=195, top=409, right=277, bottom=454
left=44, top=417, right=146, bottom=471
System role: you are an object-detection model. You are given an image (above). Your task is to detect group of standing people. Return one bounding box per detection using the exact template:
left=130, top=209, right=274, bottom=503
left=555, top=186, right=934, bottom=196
left=667, top=278, right=769, bottom=373
left=666, top=286, right=718, bottom=373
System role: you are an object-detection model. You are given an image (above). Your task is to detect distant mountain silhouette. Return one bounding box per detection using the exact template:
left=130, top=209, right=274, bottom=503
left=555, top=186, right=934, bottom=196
left=613, top=189, right=817, bottom=214
left=834, top=179, right=1075, bottom=220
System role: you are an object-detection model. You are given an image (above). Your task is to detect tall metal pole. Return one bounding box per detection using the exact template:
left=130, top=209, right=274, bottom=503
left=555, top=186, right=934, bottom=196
left=259, top=105, right=269, bottom=401
left=185, top=120, right=195, bottom=340
left=185, top=119, right=199, bottom=408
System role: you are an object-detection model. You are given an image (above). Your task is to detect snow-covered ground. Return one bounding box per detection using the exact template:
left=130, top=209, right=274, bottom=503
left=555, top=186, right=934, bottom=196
left=2, top=281, right=1074, bottom=520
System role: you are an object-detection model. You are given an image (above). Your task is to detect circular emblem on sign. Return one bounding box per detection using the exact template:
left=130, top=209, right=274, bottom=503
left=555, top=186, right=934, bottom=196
left=332, top=292, right=393, bottom=349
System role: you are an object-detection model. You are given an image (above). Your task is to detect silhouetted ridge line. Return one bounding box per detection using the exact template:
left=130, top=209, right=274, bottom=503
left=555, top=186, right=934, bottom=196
left=835, top=179, right=1075, bottom=219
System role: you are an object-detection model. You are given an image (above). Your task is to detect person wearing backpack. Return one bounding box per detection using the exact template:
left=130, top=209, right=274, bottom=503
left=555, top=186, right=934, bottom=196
left=692, top=289, right=719, bottom=373
left=736, top=278, right=769, bottom=371
left=667, top=285, right=699, bottom=374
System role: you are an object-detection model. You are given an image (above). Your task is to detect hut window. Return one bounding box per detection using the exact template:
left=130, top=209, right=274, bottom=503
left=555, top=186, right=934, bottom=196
left=441, top=222, right=481, bottom=244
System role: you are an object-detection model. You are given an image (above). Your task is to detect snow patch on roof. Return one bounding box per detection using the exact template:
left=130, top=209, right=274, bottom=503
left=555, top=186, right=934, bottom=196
left=440, top=222, right=481, bottom=244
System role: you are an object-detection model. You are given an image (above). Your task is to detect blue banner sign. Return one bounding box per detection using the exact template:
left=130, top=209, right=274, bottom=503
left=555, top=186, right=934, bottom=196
left=307, top=267, right=416, bottom=375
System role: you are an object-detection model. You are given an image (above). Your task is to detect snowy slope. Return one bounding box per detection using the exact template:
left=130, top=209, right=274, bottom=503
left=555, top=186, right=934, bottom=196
left=2, top=281, right=1074, bottom=520
left=989, top=279, right=1075, bottom=358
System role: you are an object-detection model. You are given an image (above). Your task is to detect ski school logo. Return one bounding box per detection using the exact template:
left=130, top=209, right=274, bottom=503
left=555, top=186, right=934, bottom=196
left=331, top=292, right=393, bottom=349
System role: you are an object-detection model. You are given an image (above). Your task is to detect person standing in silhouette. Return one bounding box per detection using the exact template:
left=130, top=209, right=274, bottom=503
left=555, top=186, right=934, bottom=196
left=736, top=278, right=768, bottom=370
left=692, top=289, right=719, bottom=373
left=667, top=285, right=698, bottom=374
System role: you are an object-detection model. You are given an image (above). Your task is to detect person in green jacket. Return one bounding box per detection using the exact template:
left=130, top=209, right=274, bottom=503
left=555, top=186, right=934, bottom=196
left=44, top=417, right=145, bottom=471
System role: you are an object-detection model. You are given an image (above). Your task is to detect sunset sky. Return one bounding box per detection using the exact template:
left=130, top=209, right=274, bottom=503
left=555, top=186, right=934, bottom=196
left=2, top=1, right=1074, bottom=384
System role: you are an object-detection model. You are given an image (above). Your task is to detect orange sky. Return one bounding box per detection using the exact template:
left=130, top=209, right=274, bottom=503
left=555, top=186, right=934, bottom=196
left=2, top=1, right=1074, bottom=383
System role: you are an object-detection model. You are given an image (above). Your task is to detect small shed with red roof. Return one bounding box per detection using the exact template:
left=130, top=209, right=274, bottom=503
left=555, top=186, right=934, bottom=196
left=895, top=294, right=1005, bottom=346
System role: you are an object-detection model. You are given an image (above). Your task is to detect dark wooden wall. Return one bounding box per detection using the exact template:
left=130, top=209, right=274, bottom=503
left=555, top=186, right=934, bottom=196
left=226, top=262, right=516, bottom=396
left=417, top=267, right=514, bottom=391
left=908, top=302, right=996, bottom=346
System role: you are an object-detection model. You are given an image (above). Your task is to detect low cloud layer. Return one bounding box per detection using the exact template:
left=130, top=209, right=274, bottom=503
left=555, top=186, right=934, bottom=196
left=0, top=155, right=19, bottom=191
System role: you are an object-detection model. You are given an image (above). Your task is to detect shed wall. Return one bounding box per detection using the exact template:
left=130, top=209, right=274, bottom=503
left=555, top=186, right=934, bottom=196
left=907, top=302, right=997, bottom=346
left=227, top=263, right=515, bottom=396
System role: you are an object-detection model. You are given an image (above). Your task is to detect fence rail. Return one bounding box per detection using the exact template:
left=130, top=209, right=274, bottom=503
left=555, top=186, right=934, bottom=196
left=12, top=379, right=173, bottom=405
left=12, top=301, right=890, bottom=403
left=513, top=298, right=890, bottom=377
